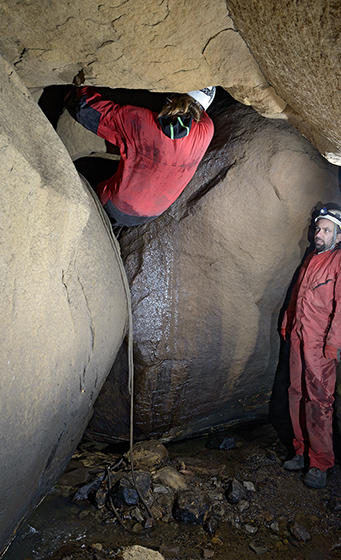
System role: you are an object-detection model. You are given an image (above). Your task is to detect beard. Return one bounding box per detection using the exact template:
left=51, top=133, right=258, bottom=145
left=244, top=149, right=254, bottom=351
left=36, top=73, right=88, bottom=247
left=315, top=238, right=326, bottom=252
left=315, top=237, right=335, bottom=253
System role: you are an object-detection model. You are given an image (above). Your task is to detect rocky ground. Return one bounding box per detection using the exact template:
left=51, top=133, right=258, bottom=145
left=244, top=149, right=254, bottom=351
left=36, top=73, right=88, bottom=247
left=8, top=422, right=341, bottom=560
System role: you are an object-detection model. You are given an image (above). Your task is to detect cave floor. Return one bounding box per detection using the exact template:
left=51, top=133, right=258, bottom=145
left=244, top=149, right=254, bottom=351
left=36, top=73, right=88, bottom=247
left=3, top=422, right=341, bottom=560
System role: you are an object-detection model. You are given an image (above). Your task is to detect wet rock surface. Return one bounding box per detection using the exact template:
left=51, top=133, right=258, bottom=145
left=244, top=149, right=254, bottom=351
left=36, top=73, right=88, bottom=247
left=86, top=89, right=339, bottom=444
left=4, top=423, right=341, bottom=560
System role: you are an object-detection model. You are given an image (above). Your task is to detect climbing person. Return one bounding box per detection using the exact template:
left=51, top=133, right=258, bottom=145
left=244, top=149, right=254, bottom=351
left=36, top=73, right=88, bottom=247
left=281, top=206, right=341, bottom=488
left=66, top=86, right=215, bottom=227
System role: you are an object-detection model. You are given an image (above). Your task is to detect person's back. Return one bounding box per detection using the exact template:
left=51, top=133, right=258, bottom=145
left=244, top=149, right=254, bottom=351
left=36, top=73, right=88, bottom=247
left=96, top=103, right=214, bottom=217
left=69, top=86, right=215, bottom=225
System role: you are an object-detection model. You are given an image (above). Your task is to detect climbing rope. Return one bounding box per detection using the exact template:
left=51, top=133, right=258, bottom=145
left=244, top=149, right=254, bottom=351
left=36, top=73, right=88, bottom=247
left=79, top=174, right=154, bottom=528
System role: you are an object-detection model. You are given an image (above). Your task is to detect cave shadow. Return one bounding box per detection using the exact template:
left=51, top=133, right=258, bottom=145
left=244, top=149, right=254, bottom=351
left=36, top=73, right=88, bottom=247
left=269, top=203, right=341, bottom=464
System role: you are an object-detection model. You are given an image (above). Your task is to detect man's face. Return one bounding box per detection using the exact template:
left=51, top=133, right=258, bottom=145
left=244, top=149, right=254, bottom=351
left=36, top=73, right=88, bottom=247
left=314, top=218, right=341, bottom=252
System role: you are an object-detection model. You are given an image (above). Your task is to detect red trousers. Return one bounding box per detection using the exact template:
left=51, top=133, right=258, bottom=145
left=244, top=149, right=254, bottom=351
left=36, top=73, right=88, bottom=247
left=288, top=332, right=336, bottom=471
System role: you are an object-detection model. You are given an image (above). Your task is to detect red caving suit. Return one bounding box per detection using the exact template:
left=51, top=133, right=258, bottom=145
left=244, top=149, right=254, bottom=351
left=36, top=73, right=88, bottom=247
left=282, top=244, right=341, bottom=471
left=73, top=87, right=214, bottom=219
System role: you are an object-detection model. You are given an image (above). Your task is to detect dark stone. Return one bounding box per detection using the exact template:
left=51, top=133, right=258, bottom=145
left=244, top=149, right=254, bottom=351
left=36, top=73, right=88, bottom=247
left=111, top=471, right=151, bottom=507
left=72, top=472, right=105, bottom=504
left=226, top=479, right=247, bottom=504
left=173, top=490, right=210, bottom=524
left=249, top=541, right=268, bottom=554
left=206, top=436, right=236, bottom=450
left=95, top=481, right=109, bottom=509
left=288, top=521, right=312, bottom=543
left=203, top=516, right=220, bottom=535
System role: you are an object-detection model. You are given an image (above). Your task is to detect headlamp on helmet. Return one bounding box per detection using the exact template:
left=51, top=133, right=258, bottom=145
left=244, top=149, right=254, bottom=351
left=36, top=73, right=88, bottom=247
left=315, top=207, right=341, bottom=229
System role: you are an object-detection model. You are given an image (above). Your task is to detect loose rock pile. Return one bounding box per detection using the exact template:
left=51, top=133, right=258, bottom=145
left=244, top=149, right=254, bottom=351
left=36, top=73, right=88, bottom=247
left=45, top=424, right=341, bottom=559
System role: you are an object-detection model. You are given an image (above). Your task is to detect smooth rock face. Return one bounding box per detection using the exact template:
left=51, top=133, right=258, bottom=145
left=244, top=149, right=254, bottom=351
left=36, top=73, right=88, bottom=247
left=0, top=1, right=340, bottom=162
left=87, top=94, right=339, bottom=442
left=0, top=56, right=128, bottom=554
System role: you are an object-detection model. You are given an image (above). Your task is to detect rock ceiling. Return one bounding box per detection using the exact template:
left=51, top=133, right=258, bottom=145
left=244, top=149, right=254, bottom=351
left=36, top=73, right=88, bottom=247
left=0, top=0, right=340, bottom=164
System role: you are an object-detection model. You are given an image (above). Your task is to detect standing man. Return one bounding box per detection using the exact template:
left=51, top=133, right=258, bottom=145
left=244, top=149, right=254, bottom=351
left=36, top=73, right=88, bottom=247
left=67, top=86, right=215, bottom=227
left=281, top=206, right=341, bottom=488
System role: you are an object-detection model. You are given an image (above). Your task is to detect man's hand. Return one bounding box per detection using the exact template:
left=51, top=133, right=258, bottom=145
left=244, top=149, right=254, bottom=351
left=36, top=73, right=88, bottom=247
left=324, top=344, right=341, bottom=361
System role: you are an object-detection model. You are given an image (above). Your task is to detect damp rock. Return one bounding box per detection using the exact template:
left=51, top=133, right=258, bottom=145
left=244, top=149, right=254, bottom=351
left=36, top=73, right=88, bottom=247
left=202, top=549, right=215, bottom=559
left=226, top=479, right=247, bottom=504
left=270, top=521, right=280, bottom=533
left=111, top=471, right=152, bottom=507
left=131, top=506, right=145, bottom=524
left=206, top=435, right=236, bottom=450
left=153, top=485, right=169, bottom=495
left=125, top=441, right=169, bottom=471
left=249, top=541, right=268, bottom=554
left=173, top=490, right=210, bottom=524
left=288, top=521, right=312, bottom=543
left=132, top=522, right=144, bottom=533
left=95, top=479, right=109, bottom=509
left=153, top=493, right=174, bottom=519
left=72, top=472, right=105, bottom=504
left=116, top=545, right=165, bottom=559
left=238, top=500, right=249, bottom=513
left=203, top=516, right=220, bottom=536
left=243, top=481, right=256, bottom=492
left=159, top=544, right=181, bottom=558
left=245, top=523, right=258, bottom=534
left=152, top=466, right=187, bottom=491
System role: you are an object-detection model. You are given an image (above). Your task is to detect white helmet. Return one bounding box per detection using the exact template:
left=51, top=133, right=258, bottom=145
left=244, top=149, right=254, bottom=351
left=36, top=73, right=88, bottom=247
left=315, top=207, right=341, bottom=229
left=187, top=87, right=216, bottom=110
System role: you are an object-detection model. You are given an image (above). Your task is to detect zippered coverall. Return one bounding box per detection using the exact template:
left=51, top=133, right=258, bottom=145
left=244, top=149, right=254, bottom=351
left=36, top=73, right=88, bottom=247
left=282, top=245, right=341, bottom=471
left=72, top=87, right=214, bottom=222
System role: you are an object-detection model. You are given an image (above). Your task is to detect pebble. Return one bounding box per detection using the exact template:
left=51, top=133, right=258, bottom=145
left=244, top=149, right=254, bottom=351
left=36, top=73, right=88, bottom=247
left=203, top=516, right=219, bottom=535
left=243, top=481, right=256, bottom=492
left=91, top=543, right=103, bottom=551
left=226, top=479, right=247, bottom=504
left=270, top=521, right=279, bottom=533
left=245, top=524, right=258, bottom=534
left=249, top=541, right=268, bottom=554
left=237, top=500, right=249, bottom=513
left=132, top=522, right=143, bottom=533
left=288, top=521, right=311, bottom=543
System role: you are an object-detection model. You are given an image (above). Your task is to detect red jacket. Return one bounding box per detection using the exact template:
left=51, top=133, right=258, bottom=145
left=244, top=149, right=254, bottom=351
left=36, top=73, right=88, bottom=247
left=282, top=245, right=341, bottom=349
left=74, top=87, right=214, bottom=217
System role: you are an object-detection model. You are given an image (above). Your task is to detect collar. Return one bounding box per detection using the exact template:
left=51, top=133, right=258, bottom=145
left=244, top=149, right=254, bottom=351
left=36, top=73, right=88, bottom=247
left=158, top=114, right=193, bottom=139
left=315, top=241, right=341, bottom=255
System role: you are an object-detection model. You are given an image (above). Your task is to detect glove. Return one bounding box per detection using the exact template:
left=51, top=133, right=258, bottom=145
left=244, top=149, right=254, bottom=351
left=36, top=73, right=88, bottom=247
left=324, top=344, right=340, bottom=361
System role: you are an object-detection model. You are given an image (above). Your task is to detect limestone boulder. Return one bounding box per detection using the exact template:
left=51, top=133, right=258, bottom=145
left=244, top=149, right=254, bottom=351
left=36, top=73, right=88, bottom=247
left=226, top=0, right=341, bottom=163
left=0, top=1, right=340, bottom=162
left=87, top=93, right=339, bottom=442
left=0, top=56, right=128, bottom=554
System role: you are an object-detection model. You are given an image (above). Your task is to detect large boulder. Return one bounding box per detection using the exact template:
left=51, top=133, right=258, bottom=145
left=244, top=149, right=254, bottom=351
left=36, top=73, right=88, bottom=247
left=0, top=1, right=340, bottom=162
left=226, top=0, right=341, bottom=164
left=86, top=93, right=339, bottom=441
left=0, top=56, right=128, bottom=554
